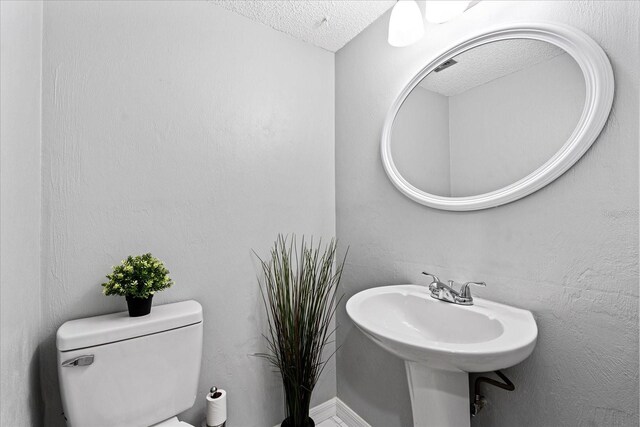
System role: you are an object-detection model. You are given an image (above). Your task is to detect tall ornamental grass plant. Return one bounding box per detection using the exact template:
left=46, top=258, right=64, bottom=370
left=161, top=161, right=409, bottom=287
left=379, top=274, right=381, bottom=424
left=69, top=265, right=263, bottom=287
left=256, top=235, right=346, bottom=427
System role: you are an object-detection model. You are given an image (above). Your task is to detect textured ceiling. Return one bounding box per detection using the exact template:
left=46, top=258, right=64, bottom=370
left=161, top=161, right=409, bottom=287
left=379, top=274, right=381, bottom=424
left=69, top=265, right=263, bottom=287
left=420, top=39, right=567, bottom=96
left=209, top=0, right=395, bottom=52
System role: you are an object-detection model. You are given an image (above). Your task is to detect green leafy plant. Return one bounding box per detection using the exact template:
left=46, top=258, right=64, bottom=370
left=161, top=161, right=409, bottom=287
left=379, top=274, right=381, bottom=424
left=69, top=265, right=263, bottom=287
left=255, top=235, right=347, bottom=427
left=102, top=253, right=173, bottom=299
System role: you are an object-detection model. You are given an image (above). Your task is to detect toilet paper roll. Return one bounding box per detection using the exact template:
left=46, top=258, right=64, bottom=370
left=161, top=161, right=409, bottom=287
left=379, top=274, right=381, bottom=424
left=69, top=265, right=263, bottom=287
left=206, top=389, right=227, bottom=427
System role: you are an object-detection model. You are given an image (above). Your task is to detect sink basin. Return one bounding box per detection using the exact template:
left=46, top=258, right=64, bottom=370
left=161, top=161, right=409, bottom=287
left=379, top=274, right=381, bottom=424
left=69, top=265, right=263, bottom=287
left=346, top=284, right=537, bottom=427
left=346, top=284, right=537, bottom=372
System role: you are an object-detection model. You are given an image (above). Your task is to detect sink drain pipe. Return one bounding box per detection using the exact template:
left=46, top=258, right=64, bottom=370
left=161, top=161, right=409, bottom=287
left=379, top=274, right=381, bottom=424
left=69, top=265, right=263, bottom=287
left=471, top=370, right=515, bottom=417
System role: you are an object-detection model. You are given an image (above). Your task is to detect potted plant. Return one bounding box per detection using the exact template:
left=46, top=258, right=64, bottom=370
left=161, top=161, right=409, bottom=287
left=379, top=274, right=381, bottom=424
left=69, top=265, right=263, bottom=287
left=102, top=253, right=174, bottom=317
left=256, top=235, right=347, bottom=427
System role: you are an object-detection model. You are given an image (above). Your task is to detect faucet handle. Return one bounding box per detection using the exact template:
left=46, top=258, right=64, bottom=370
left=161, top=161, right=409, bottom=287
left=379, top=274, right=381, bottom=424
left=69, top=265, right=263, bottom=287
left=459, top=281, right=486, bottom=299
left=422, top=272, right=440, bottom=284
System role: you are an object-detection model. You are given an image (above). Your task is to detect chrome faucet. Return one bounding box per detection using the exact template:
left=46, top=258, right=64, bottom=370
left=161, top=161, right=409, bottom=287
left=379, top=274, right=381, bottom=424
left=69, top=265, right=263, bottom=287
left=422, top=272, right=486, bottom=306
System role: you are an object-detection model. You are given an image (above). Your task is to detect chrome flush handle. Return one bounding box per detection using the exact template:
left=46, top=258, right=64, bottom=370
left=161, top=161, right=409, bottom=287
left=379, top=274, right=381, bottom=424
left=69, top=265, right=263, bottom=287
left=61, top=355, right=94, bottom=367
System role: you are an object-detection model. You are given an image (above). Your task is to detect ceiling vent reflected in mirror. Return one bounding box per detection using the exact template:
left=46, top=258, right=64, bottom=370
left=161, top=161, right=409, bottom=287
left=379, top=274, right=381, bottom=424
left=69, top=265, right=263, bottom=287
left=434, top=59, right=458, bottom=72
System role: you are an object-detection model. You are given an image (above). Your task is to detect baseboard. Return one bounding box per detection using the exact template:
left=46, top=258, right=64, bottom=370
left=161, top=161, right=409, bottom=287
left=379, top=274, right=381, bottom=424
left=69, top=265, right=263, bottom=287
left=310, top=397, right=337, bottom=422
left=272, top=397, right=370, bottom=427
left=336, top=398, right=371, bottom=427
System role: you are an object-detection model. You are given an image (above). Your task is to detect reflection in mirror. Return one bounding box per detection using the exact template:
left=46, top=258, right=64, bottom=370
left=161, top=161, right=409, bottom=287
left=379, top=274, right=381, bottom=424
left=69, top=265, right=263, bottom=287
left=391, top=39, right=586, bottom=197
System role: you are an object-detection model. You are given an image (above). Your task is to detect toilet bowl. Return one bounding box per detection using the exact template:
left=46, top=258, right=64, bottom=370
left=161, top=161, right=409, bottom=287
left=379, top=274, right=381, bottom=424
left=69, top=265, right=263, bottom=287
left=56, top=300, right=203, bottom=427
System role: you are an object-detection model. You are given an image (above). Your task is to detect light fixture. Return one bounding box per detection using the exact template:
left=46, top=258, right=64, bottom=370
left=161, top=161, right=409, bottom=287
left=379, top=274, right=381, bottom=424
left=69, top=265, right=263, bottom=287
left=388, top=1, right=425, bottom=47
left=425, top=0, right=471, bottom=24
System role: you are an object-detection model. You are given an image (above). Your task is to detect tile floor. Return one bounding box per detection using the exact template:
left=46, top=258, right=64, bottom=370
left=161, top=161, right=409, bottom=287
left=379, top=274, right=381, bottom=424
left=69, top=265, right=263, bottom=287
left=316, top=416, right=347, bottom=427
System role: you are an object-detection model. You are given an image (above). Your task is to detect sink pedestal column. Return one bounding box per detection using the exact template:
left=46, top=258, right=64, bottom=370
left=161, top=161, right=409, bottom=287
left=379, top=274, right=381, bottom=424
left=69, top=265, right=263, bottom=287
left=405, top=361, right=470, bottom=427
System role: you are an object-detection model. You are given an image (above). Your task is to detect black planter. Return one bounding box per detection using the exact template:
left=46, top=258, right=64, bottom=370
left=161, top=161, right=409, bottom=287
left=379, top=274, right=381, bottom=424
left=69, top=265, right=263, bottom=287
left=281, top=417, right=314, bottom=427
left=126, top=295, right=153, bottom=317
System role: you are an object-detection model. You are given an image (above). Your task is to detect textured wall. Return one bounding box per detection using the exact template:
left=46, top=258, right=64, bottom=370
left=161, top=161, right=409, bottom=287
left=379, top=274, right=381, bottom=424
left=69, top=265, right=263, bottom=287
left=40, top=2, right=334, bottom=426
left=0, top=2, right=43, bottom=425
left=335, top=1, right=638, bottom=426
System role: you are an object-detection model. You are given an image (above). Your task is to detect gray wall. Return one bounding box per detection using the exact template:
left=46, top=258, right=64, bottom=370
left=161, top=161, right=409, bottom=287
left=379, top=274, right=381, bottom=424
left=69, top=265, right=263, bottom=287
left=0, top=1, right=43, bottom=425
left=335, top=1, right=639, bottom=426
left=39, top=2, right=334, bottom=426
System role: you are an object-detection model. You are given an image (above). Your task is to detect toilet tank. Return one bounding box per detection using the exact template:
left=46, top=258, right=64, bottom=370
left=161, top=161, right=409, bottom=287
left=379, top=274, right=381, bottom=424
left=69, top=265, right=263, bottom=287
left=56, top=300, right=203, bottom=427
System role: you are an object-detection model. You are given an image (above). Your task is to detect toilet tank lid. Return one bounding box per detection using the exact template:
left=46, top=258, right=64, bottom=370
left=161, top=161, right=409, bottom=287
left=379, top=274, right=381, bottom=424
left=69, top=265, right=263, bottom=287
left=56, top=300, right=202, bottom=352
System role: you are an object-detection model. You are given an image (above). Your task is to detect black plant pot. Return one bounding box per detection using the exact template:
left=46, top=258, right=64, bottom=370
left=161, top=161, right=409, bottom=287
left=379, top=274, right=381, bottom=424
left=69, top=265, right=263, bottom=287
left=126, top=295, right=153, bottom=317
left=281, top=417, right=314, bottom=427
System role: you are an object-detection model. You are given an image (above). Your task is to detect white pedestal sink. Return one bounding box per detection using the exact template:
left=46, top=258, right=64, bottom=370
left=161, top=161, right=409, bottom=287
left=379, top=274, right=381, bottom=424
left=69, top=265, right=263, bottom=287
left=346, top=284, right=537, bottom=427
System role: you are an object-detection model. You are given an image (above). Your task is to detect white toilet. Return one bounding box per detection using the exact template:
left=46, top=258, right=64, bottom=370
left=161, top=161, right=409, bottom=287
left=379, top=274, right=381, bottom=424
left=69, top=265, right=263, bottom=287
left=56, top=300, right=203, bottom=427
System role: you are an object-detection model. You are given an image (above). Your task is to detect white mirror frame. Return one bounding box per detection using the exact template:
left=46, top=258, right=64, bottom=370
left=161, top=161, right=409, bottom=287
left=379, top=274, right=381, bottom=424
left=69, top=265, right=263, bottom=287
left=381, top=22, right=614, bottom=211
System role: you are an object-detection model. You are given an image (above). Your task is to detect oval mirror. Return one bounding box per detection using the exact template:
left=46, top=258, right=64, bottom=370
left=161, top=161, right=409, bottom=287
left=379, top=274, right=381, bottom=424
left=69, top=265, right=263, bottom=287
left=381, top=23, right=614, bottom=211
